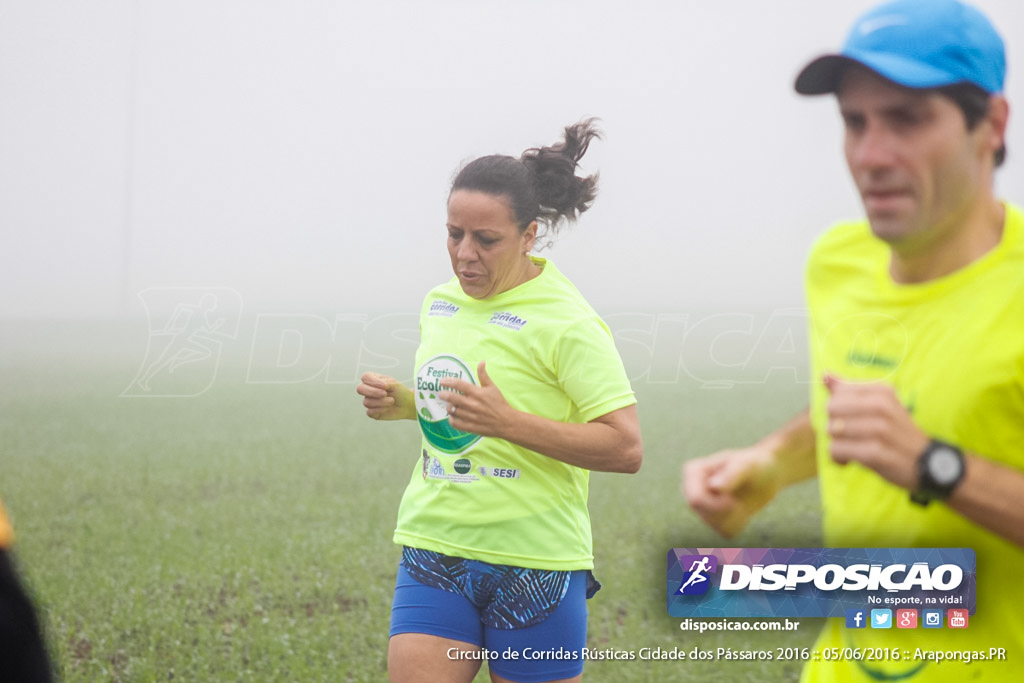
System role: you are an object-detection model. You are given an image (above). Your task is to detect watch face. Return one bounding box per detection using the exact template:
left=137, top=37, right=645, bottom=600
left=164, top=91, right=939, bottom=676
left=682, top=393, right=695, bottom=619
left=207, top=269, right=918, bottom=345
left=929, top=447, right=962, bottom=485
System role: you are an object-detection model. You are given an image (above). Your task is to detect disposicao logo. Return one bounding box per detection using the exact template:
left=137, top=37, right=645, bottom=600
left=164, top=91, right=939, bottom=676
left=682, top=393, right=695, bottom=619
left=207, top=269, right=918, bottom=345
left=667, top=548, right=976, bottom=618
left=415, top=354, right=482, bottom=455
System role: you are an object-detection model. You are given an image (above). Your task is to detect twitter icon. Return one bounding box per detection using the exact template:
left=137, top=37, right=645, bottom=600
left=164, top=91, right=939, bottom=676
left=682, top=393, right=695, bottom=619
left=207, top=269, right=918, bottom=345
left=871, top=609, right=892, bottom=629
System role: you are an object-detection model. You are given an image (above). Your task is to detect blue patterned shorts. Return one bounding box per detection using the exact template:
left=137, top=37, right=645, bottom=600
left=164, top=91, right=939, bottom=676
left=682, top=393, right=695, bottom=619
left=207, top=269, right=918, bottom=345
left=400, top=547, right=600, bottom=629
left=391, top=548, right=599, bottom=681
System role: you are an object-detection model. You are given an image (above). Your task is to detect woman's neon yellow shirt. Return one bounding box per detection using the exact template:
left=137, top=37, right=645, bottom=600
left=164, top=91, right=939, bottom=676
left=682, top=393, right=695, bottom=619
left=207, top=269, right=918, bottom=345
left=394, top=258, right=636, bottom=571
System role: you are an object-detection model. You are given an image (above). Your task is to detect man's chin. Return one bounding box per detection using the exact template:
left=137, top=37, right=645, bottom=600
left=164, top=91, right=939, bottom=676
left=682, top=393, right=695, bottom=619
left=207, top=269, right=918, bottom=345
left=866, top=214, right=914, bottom=245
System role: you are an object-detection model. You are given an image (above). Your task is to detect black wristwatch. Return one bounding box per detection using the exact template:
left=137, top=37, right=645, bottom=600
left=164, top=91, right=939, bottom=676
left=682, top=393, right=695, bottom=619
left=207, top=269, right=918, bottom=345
left=910, top=439, right=966, bottom=506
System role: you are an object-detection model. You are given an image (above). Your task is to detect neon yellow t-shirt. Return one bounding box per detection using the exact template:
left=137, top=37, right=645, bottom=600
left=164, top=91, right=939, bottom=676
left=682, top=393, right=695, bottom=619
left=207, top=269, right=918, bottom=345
left=802, top=203, right=1024, bottom=681
left=393, top=258, right=636, bottom=570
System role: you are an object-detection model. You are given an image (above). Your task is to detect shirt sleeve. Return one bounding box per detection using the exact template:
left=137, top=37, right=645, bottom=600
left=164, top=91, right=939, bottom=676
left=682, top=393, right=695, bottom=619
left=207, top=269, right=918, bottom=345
left=552, top=315, right=636, bottom=423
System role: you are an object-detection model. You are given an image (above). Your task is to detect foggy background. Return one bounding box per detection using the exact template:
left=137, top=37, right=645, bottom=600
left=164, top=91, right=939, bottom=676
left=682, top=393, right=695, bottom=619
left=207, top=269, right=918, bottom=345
left=2, top=0, right=1022, bottom=321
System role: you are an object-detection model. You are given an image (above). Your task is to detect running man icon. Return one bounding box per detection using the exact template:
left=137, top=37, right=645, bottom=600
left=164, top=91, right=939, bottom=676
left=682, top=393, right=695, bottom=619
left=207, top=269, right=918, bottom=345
left=122, top=287, right=242, bottom=398
left=677, top=555, right=716, bottom=595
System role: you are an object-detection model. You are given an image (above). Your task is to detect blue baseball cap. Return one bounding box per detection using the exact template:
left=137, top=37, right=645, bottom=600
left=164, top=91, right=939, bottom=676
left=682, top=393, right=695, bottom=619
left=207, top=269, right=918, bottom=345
left=795, top=0, right=1006, bottom=96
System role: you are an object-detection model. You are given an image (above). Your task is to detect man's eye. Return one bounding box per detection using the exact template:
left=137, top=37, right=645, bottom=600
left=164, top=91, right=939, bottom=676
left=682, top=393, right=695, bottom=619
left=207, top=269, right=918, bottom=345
left=890, top=110, right=922, bottom=128
left=842, top=113, right=865, bottom=133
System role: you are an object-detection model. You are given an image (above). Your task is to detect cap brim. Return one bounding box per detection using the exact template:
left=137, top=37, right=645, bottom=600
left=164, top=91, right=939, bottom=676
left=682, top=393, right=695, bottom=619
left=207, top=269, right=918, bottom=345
left=794, top=55, right=856, bottom=95
left=795, top=50, right=970, bottom=96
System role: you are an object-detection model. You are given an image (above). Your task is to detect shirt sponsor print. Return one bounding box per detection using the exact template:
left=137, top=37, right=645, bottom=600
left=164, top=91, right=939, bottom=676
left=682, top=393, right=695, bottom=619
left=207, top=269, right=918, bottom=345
left=478, top=467, right=521, bottom=479
left=416, top=354, right=482, bottom=455
left=418, top=450, right=519, bottom=484
left=421, top=453, right=480, bottom=484
left=488, top=311, right=527, bottom=330
left=428, top=300, right=460, bottom=318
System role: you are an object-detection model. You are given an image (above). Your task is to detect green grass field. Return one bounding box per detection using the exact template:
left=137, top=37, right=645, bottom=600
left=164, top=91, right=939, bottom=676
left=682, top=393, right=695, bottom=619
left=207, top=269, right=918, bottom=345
left=1, top=319, right=824, bottom=682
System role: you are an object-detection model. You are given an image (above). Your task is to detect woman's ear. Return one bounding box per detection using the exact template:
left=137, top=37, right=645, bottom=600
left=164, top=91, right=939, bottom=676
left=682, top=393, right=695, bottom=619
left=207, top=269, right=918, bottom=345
left=523, top=220, right=538, bottom=254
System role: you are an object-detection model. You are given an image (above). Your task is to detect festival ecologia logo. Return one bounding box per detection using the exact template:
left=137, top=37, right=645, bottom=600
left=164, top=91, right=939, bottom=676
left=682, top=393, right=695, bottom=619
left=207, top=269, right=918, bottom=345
left=415, top=354, right=482, bottom=455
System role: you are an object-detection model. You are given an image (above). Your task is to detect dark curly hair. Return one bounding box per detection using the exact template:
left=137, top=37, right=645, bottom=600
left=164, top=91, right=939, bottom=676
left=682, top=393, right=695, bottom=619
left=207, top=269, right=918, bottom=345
left=449, top=118, right=602, bottom=245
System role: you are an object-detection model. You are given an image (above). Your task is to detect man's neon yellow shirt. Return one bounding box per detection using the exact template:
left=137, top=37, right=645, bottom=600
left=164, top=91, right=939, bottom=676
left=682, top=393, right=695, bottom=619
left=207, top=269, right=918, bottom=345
left=802, top=203, right=1024, bottom=681
left=394, top=258, right=636, bottom=571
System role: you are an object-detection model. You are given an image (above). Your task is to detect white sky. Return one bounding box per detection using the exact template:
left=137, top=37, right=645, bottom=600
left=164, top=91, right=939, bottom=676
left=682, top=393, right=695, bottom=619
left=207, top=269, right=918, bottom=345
left=1, top=0, right=1022, bottom=319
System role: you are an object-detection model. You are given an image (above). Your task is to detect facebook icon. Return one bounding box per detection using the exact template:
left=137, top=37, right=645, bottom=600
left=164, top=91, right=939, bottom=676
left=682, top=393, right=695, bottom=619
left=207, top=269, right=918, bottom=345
left=846, top=609, right=867, bottom=629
